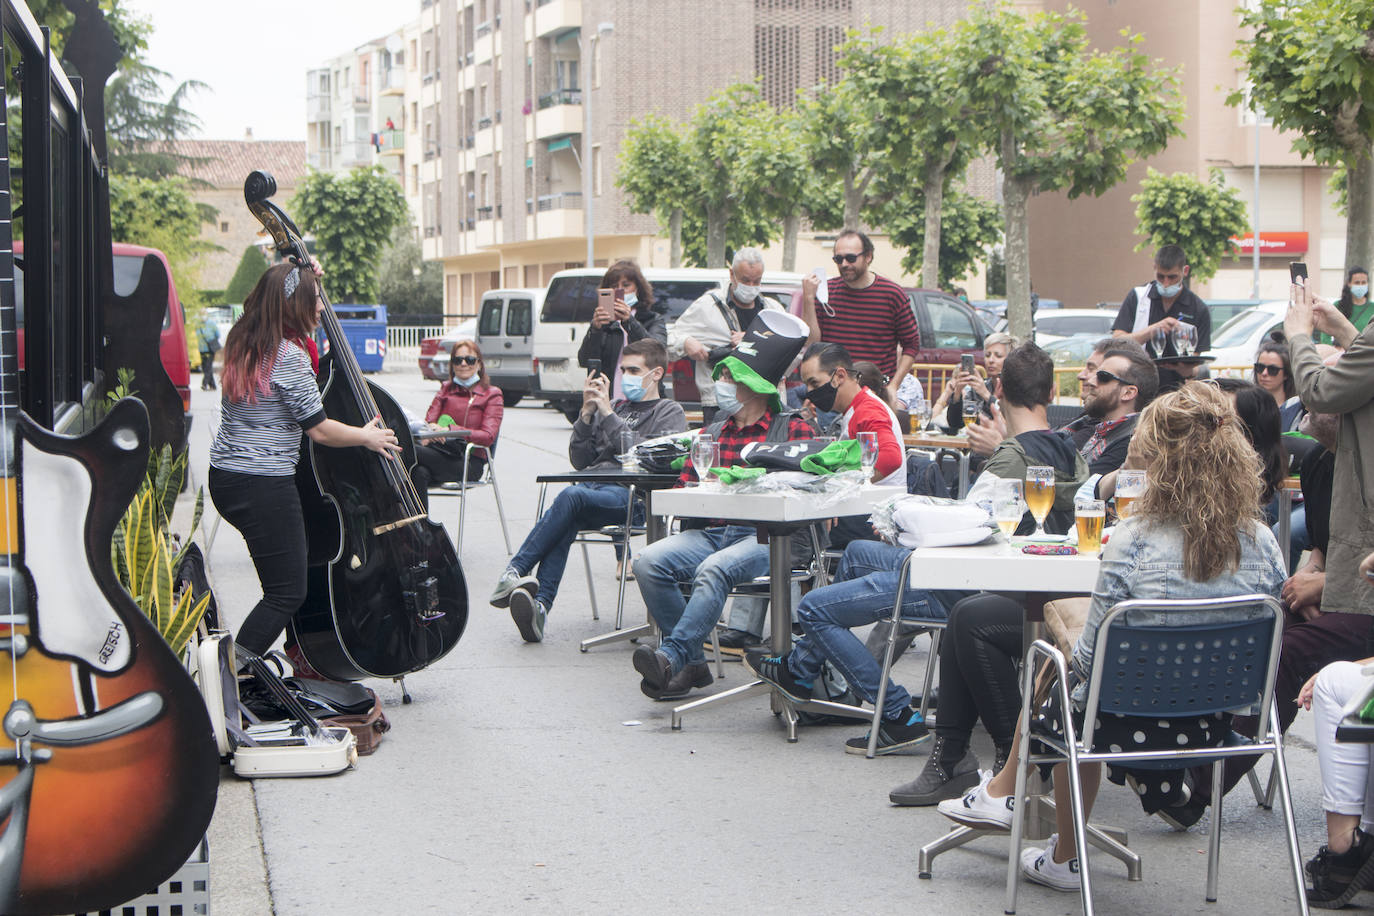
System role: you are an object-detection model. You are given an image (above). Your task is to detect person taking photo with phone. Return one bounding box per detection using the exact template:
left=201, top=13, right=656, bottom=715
left=577, top=260, right=666, bottom=400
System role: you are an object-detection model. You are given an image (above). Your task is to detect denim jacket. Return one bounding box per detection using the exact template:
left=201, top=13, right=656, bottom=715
left=1070, top=517, right=1287, bottom=705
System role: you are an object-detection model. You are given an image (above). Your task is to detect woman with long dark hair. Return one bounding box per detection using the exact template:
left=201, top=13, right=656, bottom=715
left=1215, top=376, right=1286, bottom=517
left=1336, top=265, right=1371, bottom=330
left=1252, top=337, right=1302, bottom=430
left=577, top=260, right=666, bottom=397
left=412, top=338, right=503, bottom=494
left=209, top=261, right=399, bottom=662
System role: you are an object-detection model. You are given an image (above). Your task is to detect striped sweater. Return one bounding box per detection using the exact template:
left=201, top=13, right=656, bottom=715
left=817, top=274, right=920, bottom=376
left=210, top=340, right=327, bottom=476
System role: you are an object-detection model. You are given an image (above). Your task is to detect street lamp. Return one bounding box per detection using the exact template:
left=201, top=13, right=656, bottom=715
left=582, top=21, right=614, bottom=269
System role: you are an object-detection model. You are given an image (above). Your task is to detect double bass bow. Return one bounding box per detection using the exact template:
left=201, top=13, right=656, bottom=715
left=243, top=171, right=467, bottom=689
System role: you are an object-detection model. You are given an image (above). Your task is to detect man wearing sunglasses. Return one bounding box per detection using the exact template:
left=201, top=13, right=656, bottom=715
left=1059, top=339, right=1158, bottom=475
left=801, top=229, right=920, bottom=402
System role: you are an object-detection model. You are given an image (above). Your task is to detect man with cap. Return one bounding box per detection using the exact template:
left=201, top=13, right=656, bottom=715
left=631, top=312, right=818, bottom=700
left=671, top=247, right=786, bottom=424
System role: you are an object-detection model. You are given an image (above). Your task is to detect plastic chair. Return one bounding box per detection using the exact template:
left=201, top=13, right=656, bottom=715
left=535, top=479, right=642, bottom=627
left=1004, top=595, right=1307, bottom=916
left=429, top=440, right=512, bottom=556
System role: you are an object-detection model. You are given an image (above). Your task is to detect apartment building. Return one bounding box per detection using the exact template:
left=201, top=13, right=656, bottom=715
left=1028, top=0, right=1348, bottom=307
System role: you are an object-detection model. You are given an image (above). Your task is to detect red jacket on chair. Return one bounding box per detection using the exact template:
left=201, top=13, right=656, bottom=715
left=424, top=381, right=504, bottom=448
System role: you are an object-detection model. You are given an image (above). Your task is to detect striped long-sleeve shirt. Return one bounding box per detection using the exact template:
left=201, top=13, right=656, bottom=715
left=816, top=274, right=920, bottom=376
left=210, top=340, right=326, bottom=476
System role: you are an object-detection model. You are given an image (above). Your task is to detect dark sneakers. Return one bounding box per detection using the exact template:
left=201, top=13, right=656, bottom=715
left=743, top=651, right=814, bottom=704
left=716, top=627, right=763, bottom=656
left=890, top=736, right=982, bottom=805
left=633, top=645, right=675, bottom=692
left=844, top=707, right=931, bottom=755
left=642, top=662, right=714, bottom=701
left=1308, top=827, right=1374, bottom=909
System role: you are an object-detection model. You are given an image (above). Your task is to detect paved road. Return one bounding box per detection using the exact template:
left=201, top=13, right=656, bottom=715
left=191, top=365, right=1330, bottom=916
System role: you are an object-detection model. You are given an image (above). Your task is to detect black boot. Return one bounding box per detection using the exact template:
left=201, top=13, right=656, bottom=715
left=888, top=734, right=981, bottom=806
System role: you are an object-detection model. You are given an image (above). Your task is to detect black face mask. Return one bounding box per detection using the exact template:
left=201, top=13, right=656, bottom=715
left=805, top=377, right=839, bottom=413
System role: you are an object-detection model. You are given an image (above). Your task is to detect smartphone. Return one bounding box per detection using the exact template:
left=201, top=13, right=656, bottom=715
left=597, top=288, right=616, bottom=314
left=586, top=358, right=602, bottom=378
left=1289, top=262, right=1308, bottom=285
left=960, top=354, right=976, bottom=375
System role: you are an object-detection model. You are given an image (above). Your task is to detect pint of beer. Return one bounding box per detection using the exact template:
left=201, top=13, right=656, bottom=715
left=1076, top=498, right=1106, bottom=557
left=1115, top=470, right=1146, bottom=520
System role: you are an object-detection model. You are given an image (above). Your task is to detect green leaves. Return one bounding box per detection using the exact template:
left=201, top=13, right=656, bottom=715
left=1131, top=168, right=1250, bottom=282
left=291, top=166, right=410, bottom=304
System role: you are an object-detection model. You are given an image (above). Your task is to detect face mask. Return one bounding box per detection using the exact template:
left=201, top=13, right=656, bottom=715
left=1352, top=284, right=1369, bottom=299
left=804, top=375, right=839, bottom=413
left=734, top=283, right=760, bottom=304
left=622, top=293, right=638, bottom=309
left=1156, top=280, right=1183, bottom=298
left=455, top=373, right=480, bottom=388
left=621, top=373, right=648, bottom=402
left=713, top=380, right=741, bottom=416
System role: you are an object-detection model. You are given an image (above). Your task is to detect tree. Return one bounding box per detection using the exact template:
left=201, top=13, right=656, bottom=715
left=108, top=172, right=213, bottom=316
left=617, top=115, right=692, bottom=267
left=956, top=5, right=1180, bottom=339
left=685, top=83, right=777, bottom=268
left=378, top=225, right=443, bottom=316
left=1132, top=168, right=1249, bottom=282
left=797, top=77, right=890, bottom=230
left=291, top=166, right=409, bottom=303
left=223, top=246, right=269, bottom=304
left=741, top=106, right=839, bottom=271
left=678, top=206, right=777, bottom=270
left=880, top=184, right=1002, bottom=289
left=1234, top=0, right=1374, bottom=277
left=842, top=26, right=983, bottom=287
left=105, top=62, right=209, bottom=180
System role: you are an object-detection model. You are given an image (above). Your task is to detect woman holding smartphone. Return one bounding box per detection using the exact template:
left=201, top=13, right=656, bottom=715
left=577, top=260, right=666, bottom=397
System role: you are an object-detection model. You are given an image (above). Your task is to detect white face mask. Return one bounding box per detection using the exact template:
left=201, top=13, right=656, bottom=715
left=1156, top=279, right=1184, bottom=299
left=713, top=380, right=741, bottom=416
left=734, top=283, right=760, bottom=304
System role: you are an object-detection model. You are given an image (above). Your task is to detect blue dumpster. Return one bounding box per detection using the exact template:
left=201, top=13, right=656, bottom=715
left=332, top=304, right=388, bottom=373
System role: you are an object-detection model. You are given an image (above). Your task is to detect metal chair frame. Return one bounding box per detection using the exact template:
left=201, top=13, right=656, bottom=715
left=429, top=440, right=512, bottom=555
left=866, top=549, right=946, bottom=757
left=1003, top=595, right=1307, bottom=916
left=535, top=480, right=643, bottom=627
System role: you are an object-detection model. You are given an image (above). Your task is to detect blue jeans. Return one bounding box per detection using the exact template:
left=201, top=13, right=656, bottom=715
left=789, top=540, right=961, bottom=720
left=633, top=525, right=768, bottom=670
left=510, top=482, right=642, bottom=609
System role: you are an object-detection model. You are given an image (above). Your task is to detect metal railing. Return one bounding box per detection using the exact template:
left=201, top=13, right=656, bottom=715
left=387, top=325, right=449, bottom=354
left=538, top=88, right=581, bottom=109
left=537, top=190, right=582, bottom=211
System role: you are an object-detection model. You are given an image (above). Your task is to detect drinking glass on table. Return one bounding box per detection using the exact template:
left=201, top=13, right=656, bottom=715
left=1024, top=465, right=1055, bottom=537
left=691, top=433, right=717, bottom=488
left=991, top=478, right=1025, bottom=541
left=1151, top=325, right=1170, bottom=358
left=858, top=431, right=879, bottom=479
left=1075, top=497, right=1106, bottom=557
left=618, top=430, right=641, bottom=473
left=961, top=390, right=981, bottom=431
left=913, top=401, right=932, bottom=432
left=1115, top=470, right=1146, bottom=520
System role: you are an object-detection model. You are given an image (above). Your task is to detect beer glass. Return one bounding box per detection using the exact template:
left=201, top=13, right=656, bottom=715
left=1076, top=497, right=1106, bottom=557
left=1115, top=470, right=1146, bottom=520
left=992, top=478, right=1025, bottom=541
left=1025, top=465, right=1055, bottom=537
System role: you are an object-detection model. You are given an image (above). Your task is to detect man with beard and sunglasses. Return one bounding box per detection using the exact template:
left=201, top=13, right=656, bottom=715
left=1059, top=338, right=1158, bottom=475
left=802, top=229, right=921, bottom=403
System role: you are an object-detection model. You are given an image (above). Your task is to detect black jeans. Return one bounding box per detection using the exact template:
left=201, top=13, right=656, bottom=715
left=200, top=349, right=216, bottom=389
left=209, top=467, right=307, bottom=655
left=935, top=593, right=1026, bottom=753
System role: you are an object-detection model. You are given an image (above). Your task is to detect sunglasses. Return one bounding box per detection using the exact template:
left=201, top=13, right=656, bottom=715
left=453, top=355, right=480, bottom=365
left=832, top=253, right=862, bottom=264
left=1253, top=363, right=1284, bottom=377
left=1094, top=369, right=1132, bottom=387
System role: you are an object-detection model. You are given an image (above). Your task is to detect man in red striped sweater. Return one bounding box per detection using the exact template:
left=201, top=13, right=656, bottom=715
left=802, top=229, right=921, bottom=402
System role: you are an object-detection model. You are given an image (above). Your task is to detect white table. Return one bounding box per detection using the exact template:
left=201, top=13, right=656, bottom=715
left=651, top=484, right=906, bottom=740
left=907, top=539, right=1141, bottom=883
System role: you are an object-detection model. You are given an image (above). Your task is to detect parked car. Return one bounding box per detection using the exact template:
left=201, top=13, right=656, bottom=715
left=1043, top=335, right=1101, bottom=366
left=417, top=317, right=479, bottom=381
left=1032, top=308, right=1118, bottom=345
left=1205, top=298, right=1264, bottom=329
left=969, top=298, right=1064, bottom=318
left=1207, top=301, right=1287, bottom=375
left=533, top=267, right=805, bottom=422
left=474, top=288, right=544, bottom=406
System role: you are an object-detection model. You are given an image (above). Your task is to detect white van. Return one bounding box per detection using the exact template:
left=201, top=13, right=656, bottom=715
left=474, top=287, right=544, bottom=406
left=533, top=267, right=803, bottom=422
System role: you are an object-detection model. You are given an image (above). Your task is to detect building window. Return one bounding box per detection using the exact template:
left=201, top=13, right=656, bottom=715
left=410, top=102, right=419, bottom=131
left=411, top=164, right=419, bottom=194
left=220, top=221, right=230, bottom=233
left=409, top=39, right=418, bottom=69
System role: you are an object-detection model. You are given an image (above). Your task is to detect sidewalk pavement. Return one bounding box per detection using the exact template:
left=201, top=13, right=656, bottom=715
left=188, top=370, right=1332, bottom=916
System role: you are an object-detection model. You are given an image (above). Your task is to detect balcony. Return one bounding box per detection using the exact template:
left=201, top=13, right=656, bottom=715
left=535, top=99, right=582, bottom=140
left=353, top=91, right=370, bottom=111
left=339, top=138, right=373, bottom=168
left=307, top=149, right=334, bottom=170
left=307, top=94, right=331, bottom=122
left=474, top=29, right=494, bottom=64
left=380, top=67, right=405, bottom=95
left=538, top=88, right=581, bottom=109
left=535, top=0, right=580, bottom=38
left=378, top=128, right=404, bottom=155
left=537, top=191, right=582, bottom=211
left=536, top=206, right=583, bottom=239
left=476, top=204, right=503, bottom=221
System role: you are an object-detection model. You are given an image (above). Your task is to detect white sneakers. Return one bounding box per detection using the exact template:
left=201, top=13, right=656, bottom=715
left=1021, top=834, right=1081, bottom=891
left=490, top=567, right=537, bottom=609
left=936, top=771, right=1014, bottom=830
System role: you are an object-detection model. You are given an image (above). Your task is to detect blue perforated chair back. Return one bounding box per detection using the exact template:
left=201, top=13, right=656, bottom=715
left=1094, top=613, right=1277, bottom=719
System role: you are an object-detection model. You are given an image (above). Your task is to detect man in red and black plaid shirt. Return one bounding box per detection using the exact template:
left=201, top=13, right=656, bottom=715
left=631, top=317, right=816, bottom=701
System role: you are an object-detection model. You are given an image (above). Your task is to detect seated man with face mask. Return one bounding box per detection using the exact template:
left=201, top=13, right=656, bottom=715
left=491, top=339, right=686, bottom=643
left=632, top=313, right=817, bottom=700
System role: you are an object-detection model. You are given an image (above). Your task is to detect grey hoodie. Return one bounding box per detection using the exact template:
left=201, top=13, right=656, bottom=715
left=569, top=397, right=688, bottom=470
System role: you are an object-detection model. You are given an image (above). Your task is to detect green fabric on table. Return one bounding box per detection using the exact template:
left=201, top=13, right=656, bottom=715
left=800, top=439, right=862, bottom=475
left=711, top=465, right=767, bottom=486
left=436, top=414, right=457, bottom=428
left=1360, top=691, right=1374, bottom=722
left=671, top=456, right=686, bottom=471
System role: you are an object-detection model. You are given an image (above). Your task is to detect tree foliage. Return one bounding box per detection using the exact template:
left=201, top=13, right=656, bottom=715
left=1233, top=0, right=1374, bottom=272
left=108, top=172, right=213, bottom=314
left=879, top=185, right=1002, bottom=288
left=291, top=167, right=410, bottom=303
left=617, top=114, right=692, bottom=266
left=953, top=4, right=1180, bottom=338
left=1132, top=168, right=1249, bottom=282
left=223, top=246, right=269, bottom=304
left=378, top=225, right=443, bottom=316
left=105, top=63, right=209, bottom=180
left=796, top=77, right=890, bottom=230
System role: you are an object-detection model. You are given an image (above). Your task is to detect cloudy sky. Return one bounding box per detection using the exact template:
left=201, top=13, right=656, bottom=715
left=122, top=0, right=417, bottom=140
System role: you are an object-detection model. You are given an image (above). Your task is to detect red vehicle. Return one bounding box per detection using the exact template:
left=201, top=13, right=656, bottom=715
left=14, top=241, right=192, bottom=414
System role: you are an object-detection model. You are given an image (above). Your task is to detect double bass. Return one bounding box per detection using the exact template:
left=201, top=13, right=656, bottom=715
left=243, top=172, right=467, bottom=690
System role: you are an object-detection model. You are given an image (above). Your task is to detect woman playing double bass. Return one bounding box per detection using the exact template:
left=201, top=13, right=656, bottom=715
left=208, top=261, right=400, bottom=668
